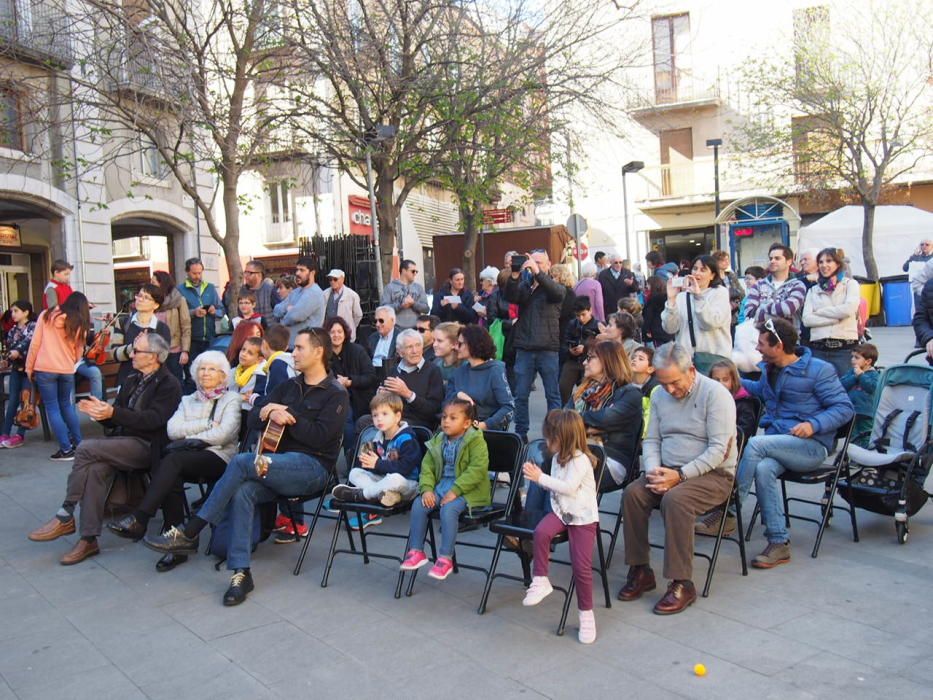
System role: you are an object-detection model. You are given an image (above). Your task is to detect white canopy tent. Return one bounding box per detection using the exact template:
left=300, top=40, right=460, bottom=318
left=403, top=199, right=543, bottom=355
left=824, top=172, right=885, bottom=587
left=797, top=205, right=933, bottom=279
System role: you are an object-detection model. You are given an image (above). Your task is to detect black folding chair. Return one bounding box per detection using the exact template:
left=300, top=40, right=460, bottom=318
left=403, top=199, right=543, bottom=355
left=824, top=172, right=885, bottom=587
left=598, top=427, right=643, bottom=569
left=744, top=417, right=858, bottom=558
left=478, top=442, right=613, bottom=636
left=321, top=425, right=432, bottom=598
left=402, top=430, right=525, bottom=597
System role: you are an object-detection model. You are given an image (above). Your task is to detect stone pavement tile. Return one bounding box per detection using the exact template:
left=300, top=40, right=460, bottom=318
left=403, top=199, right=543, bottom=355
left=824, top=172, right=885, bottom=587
left=20, top=555, right=138, bottom=611
left=210, top=620, right=345, bottom=687
left=902, top=656, right=933, bottom=685
left=13, top=664, right=147, bottom=700
left=162, top=592, right=281, bottom=642
left=0, top=626, right=111, bottom=694
left=693, top=580, right=817, bottom=630
left=65, top=599, right=179, bottom=645
left=0, top=591, right=71, bottom=643
left=629, top=607, right=823, bottom=676
left=0, top=679, right=14, bottom=700
left=777, top=651, right=926, bottom=699
left=772, top=611, right=929, bottom=673
left=141, top=662, right=278, bottom=700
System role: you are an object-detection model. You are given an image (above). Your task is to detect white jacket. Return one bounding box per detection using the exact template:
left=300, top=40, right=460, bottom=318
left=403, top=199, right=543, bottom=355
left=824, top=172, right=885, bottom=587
left=802, top=277, right=860, bottom=342
left=537, top=451, right=599, bottom=525
left=323, top=286, right=364, bottom=341
left=661, top=285, right=732, bottom=359
left=166, top=390, right=242, bottom=463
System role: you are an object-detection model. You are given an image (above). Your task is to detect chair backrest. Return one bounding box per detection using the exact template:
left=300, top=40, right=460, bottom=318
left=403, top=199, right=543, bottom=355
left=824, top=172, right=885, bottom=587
left=590, top=444, right=610, bottom=500
left=734, top=427, right=747, bottom=464
left=749, top=397, right=764, bottom=435
left=483, top=430, right=525, bottom=476
left=867, top=366, right=932, bottom=453
left=829, top=416, right=856, bottom=464
left=349, top=424, right=432, bottom=470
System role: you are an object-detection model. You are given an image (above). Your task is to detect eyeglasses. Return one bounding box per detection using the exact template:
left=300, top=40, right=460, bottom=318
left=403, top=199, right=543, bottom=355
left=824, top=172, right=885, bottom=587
left=129, top=348, right=157, bottom=356
left=611, top=260, right=623, bottom=265
left=375, top=318, right=387, bottom=325
left=197, top=367, right=224, bottom=374
left=583, top=355, right=595, bottom=362
left=135, top=293, right=155, bottom=302
left=415, top=327, right=430, bottom=333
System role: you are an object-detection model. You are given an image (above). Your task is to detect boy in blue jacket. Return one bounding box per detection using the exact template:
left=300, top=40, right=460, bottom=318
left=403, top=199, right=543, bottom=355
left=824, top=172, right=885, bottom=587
left=332, top=392, right=422, bottom=507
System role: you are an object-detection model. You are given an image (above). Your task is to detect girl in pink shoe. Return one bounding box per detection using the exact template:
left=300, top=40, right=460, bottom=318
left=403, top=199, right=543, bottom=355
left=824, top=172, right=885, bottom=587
left=400, top=398, right=489, bottom=580
left=522, top=409, right=599, bottom=644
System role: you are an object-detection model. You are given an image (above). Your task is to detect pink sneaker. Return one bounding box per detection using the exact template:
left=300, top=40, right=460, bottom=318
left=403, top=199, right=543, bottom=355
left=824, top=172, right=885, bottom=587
left=0, top=435, right=8, bottom=445
left=428, top=556, right=455, bottom=581
left=3, top=435, right=23, bottom=448
left=400, top=549, right=429, bottom=571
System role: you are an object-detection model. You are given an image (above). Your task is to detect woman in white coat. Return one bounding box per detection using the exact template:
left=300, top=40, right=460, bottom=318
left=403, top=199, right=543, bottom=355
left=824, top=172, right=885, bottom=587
left=802, top=247, right=860, bottom=377
left=661, top=255, right=733, bottom=361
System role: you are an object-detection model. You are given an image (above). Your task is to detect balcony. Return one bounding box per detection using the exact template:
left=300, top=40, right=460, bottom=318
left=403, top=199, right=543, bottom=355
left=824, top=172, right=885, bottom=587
left=630, top=71, right=721, bottom=125
left=0, top=0, right=74, bottom=68
left=636, top=156, right=754, bottom=209
left=104, top=44, right=185, bottom=104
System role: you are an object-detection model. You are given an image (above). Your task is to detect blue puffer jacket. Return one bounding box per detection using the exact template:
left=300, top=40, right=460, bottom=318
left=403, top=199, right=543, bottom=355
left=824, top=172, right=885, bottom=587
left=742, top=347, right=854, bottom=452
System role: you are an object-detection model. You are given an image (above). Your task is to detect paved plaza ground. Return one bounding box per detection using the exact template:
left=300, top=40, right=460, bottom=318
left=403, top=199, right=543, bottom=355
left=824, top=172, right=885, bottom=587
left=0, top=326, right=930, bottom=699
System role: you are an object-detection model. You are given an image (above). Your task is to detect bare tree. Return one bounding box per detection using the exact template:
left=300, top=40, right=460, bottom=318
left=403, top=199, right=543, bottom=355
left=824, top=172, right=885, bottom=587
left=734, top=2, right=933, bottom=279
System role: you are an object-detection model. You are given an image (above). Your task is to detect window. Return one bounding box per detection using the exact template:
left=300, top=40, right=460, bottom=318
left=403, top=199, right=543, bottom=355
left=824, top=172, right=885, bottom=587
left=0, top=88, right=24, bottom=151
left=651, top=13, right=690, bottom=104
left=268, top=181, right=291, bottom=224
left=136, top=133, right=165, bottom=178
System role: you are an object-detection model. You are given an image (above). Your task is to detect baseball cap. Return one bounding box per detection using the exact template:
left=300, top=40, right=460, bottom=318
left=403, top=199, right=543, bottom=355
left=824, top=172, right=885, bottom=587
left=327, top=269, right=345, bottom=279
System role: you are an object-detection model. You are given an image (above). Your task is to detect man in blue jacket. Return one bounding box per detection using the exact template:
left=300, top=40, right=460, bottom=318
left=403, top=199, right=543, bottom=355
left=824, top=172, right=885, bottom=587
left=178, top=257, right=224, bottom=389
left=729, top=317, right=853, bottom=569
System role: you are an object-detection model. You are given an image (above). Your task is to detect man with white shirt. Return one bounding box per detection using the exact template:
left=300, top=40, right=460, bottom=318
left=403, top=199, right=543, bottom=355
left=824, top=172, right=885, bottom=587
left=367, top=305, right=400, bottom=378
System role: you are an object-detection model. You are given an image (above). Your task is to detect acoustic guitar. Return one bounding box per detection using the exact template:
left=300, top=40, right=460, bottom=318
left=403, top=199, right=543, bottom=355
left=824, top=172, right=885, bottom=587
left=254, top=419, right=286, bottom=478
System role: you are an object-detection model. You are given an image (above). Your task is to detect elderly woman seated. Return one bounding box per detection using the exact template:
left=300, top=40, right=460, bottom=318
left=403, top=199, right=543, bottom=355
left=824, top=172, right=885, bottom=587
left=107, top=350, right=241, bottom=571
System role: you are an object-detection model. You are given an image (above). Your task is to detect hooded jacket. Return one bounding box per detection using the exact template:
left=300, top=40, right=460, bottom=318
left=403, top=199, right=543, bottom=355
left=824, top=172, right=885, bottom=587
left=25, top=311, right=83, bottom=376
left=156, top=288, right=192, bottom=353
left=742, top=347, right=854, bottom=452
left=419, top=426, right=490, bottom=510
left=445, top=359, right=514, bottom=430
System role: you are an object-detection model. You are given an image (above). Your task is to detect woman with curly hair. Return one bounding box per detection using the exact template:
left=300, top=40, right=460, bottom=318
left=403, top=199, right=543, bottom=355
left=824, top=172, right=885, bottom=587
left=444, top=324, right=514, bottom=431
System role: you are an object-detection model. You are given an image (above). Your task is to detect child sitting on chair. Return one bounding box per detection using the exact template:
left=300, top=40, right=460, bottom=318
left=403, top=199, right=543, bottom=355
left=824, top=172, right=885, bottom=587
left=400, top=397, right=489, bottom=581
left=521, top=409, right=600, bottom=645
left=840, top=343, right=880, bottom=447
left=332, top=392, right=421, bottom=507
left=251, top=324, right=296, bottom=399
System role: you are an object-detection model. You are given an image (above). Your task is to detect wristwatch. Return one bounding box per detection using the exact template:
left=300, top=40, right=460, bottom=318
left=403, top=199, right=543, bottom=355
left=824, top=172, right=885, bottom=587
left=676, top=468, right=686, bottom=483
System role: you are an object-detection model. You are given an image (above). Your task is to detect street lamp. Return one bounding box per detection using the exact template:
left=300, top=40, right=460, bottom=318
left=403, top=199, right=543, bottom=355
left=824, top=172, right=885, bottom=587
left=621, top=160, right=644, bottom=261
left=706, top=138, right=723, bottom=249
left=364, top=124, right=398, bottom=291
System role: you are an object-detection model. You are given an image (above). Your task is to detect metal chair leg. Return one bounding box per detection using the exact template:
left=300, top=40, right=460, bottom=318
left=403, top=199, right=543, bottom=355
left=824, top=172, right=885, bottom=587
left=320, top=510, right=345, bottom=588
left=477, top=534, right=505, bottom=615
left=781, top=480, right=790, bottom=528
left=606, top=507, right=624, bottom=569
left=745, top=501, right=760, bottom=542
left=557, top=580, right=574, bottom=636
left=735, top=493, right=748, bottom=576
left=595, top=529, right=611, bottom=609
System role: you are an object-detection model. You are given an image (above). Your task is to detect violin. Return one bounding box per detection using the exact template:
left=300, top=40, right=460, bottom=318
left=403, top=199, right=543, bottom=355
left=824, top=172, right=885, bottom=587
left=85, top=311, right=124, bottom=364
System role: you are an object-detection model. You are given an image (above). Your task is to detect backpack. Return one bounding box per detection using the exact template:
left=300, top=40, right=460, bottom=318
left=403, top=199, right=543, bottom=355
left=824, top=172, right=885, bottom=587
left=207, top=500, right=277, bottom=568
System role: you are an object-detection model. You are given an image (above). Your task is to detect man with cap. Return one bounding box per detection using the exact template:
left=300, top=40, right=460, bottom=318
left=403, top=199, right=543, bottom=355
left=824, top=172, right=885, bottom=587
left=323, top=268, right=363, bottom=341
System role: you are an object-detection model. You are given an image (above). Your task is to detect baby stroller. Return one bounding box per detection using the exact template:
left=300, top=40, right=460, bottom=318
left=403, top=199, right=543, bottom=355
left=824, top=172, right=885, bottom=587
left=838, top=349, right=933, bottom=544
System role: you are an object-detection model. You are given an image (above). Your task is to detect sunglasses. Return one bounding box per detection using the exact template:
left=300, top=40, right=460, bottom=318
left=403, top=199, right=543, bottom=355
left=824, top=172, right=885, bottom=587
left=375, top=318, right=387, bottom=324
left=763, top=317, right=779, bottom=340
left=415, top=327, right=430, bottom=333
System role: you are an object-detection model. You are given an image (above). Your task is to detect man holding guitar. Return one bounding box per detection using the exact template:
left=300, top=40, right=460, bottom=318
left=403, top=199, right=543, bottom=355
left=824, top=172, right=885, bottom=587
left=144, top=327, right=348, bottom=606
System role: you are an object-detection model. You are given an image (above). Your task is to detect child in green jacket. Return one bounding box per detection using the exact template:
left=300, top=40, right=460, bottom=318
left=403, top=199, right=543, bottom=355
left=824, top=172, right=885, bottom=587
left=400, top=398, right=490, bottom=581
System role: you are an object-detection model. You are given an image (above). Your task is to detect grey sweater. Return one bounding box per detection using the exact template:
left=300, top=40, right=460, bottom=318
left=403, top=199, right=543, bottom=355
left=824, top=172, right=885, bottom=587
left=643, top=372, right=737, bottom=479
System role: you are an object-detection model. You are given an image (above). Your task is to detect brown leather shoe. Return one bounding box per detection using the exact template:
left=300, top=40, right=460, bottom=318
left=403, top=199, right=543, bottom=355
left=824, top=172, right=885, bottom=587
left=28, top=517, right=75, bottom=542
left=617, top=565, right=657, bottom=601
left=653, top=580, right=697, bottom=615
left=60, top=538, right=99, bottom=566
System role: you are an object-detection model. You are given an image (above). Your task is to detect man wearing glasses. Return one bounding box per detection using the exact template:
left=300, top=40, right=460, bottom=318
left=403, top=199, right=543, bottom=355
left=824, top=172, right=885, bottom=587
left=27, top=333, right=182, bottom=565
left=235, top=259, right=276, bottom=326
left=415, top=314, right=439, bottom=362
left=367, top=306, right=401, bottom=378
left=323, top=268, right=363, bottom=341
left=381, top=259, right=429, bottom=330
left=598, top=254, right=639, bottom=318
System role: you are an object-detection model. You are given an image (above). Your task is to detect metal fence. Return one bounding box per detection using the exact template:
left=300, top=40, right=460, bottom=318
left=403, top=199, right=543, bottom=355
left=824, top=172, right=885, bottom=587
left=298, top=234, right=380, bottom=325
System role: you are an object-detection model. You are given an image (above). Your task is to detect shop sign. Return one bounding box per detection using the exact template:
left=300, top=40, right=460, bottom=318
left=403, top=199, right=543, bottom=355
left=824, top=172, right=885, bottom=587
left=348, top=195, right=374, bottom=237
left=0, top=224, right=20, bottom=247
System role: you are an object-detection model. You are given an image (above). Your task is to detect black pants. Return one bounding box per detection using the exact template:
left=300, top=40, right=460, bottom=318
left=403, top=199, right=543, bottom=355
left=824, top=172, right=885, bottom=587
left=139, top=450, right=227, bottom=528
left=559, top=361, right=585, bottom=405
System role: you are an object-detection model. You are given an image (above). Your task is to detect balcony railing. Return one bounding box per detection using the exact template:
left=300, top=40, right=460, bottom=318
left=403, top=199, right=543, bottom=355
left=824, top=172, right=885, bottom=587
left=0, top=0, right=74, bottom=68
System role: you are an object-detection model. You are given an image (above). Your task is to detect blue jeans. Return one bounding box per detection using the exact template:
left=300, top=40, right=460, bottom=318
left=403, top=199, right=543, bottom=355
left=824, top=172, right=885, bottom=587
left=407, top=492, right=467, bottom=558
left=34, top=371, right=82, bottom=452
left=513, top=349, right=561, bottom=436
left=2, top=370, right=29, bottom=437
left=198, top=451, right=330, bottom=570
left=737, top=434, right=828, bottom=544
left=75, top=360, right=104, bottom=401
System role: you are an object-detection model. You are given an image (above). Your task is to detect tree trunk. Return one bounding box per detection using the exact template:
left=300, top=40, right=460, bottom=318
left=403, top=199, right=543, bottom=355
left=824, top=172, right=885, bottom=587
left=221, top=176, right=244, bottom=290
left=375, top=174, right=399, bottom=283
left=461, top=204, right=478, bottom=287
left=861, top=201, right=879, bottom=280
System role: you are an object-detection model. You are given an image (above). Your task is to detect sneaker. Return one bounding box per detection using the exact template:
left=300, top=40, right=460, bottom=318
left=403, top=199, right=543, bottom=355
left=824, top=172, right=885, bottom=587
left=3, top=435, right=24, bottom=448
left=694, top=508, right=736, bottom=537
left=332, top=484, right=366, bottom=503
left=0, top=435, right=7, bottom=446
left=142, top=525, right=200, bottom=555
left=522, top=576, right=554, bottom=606
left=50, top=449, right=76, bottom=461
left=400, top=549, right=429, bottom=571
left=323, top=496, right=339, bottom=513
left=379, top=490, right=402, bottom=507
left=347, top=513, right=382, bottom=530
left=222, top=569, right=254, bottom=606
left=578, top=609, right=597, bottom=644
left=273, top=513, right=292, bottom=532
left=273, top=521, right=309, bottom=543
left=752, top=541, right=791, bottom=569
left=428, top=556, right=455, bottom=580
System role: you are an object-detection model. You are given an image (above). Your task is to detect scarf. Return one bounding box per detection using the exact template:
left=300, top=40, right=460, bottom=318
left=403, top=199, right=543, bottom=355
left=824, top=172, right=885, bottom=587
left=572, top=379, right=616, bottom=412
left=197, top=385, right=228, bottom=402
left=234, top=362, right=260, bottom=388
left=263, top=350, right=285, bottom=373
left=817, top=270, right=845, bottom=293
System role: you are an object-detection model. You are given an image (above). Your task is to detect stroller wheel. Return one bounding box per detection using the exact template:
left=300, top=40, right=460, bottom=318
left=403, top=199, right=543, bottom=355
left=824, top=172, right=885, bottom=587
left=896, top=521, right=908, bottom=545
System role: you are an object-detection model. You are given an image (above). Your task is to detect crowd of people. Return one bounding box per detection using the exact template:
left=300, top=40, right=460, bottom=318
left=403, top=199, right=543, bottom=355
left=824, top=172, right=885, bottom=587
left=0, top=236, right=914, bottom=646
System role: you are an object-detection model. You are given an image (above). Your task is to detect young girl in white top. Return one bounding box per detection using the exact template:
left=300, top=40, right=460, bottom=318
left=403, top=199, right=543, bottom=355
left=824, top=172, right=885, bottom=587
left=522, top=409, right=600, bottom=644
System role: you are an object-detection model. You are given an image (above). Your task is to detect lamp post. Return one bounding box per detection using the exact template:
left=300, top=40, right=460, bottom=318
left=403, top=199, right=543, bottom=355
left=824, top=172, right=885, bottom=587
left=706, top=138, right=722, bottom=249
left=621, top=160, right=644, bottom=262
left=364, top=124, right=398, bottom=291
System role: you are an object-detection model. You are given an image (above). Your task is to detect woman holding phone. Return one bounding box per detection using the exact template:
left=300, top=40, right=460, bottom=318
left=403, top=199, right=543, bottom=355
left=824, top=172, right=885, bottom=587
left=660, top=255, right=732, bottom=359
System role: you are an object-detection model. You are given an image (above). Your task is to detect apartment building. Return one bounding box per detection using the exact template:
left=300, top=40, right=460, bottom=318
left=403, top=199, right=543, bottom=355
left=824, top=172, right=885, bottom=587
left=565, top=0, right=933, bottom=272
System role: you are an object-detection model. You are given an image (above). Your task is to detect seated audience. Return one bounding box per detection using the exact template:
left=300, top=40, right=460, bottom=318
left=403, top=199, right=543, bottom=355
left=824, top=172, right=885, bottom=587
left=378, top=329, right=445, bottom=431
left=708, top=359, right=760, bottom=444
left=253, top=324, right=296, bottom=397
left=445, top=324, right=514, bottom=431
left=327, top=315, right=377, bottom=457
left=840, top=342, right=880, bottom=447
left=367, top=305, right=401, bottom=378
left=416, top=314, right=440, bottom=362
left=432, top=321, right=463, bottom=385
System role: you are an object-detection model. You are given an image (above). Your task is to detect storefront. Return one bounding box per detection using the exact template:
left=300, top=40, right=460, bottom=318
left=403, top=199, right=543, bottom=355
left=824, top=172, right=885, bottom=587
left=718, top=197, right=799, bottom=274
left=647, top=226, right=716, bottom=266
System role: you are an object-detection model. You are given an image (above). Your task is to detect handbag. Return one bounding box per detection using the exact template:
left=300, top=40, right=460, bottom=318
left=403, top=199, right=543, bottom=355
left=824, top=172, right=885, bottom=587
left=686, top=294, right=726, bottom=375
left=162, top=400, right=219, bottom=455
left=14, top=388, right=40, bottom=430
